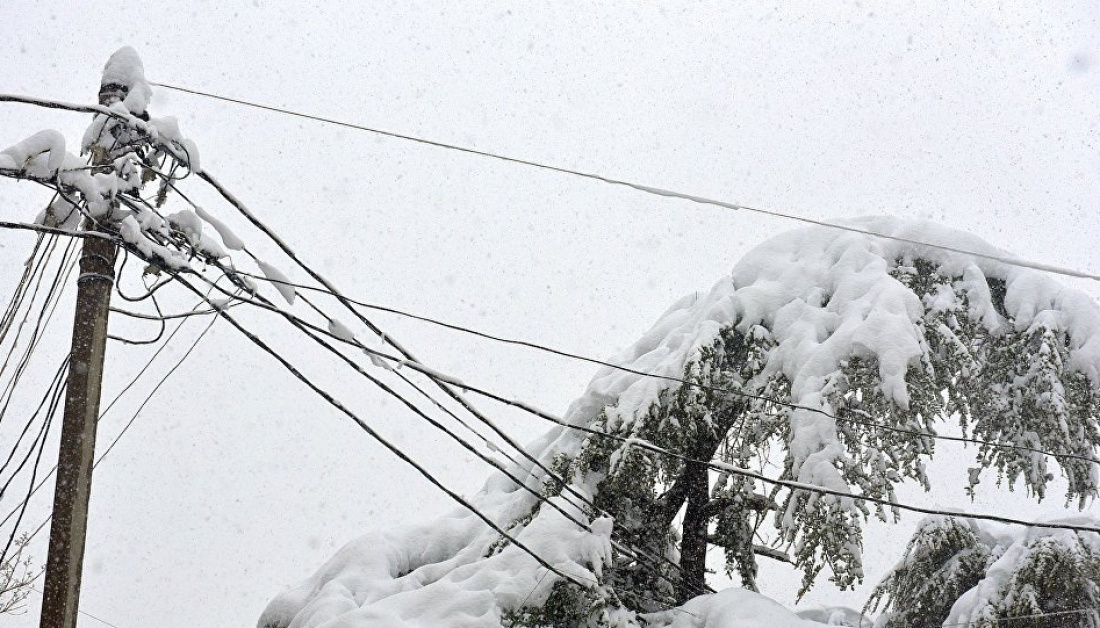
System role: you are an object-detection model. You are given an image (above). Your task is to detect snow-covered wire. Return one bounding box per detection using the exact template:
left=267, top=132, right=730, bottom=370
left=150, top=82, right=1100, bottom=284
left=0, top=220, right=116, bottom=243
left=177, top=172, right=714, bottom=596
left=162, top=270, right=600, bottom=591
left=172, top=260, right=1100, bottom=536
left=236, top=270, right=1100, bottom=469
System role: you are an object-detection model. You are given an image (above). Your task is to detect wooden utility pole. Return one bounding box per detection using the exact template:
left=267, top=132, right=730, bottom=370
left=39, top=79, right=124, bottom=628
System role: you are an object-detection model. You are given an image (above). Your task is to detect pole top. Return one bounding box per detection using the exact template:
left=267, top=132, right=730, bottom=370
left=99, top=46, right=151, bottom=114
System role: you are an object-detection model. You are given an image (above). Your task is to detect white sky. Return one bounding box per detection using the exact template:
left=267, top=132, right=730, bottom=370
left=0, top=2, right=1098, bottom=627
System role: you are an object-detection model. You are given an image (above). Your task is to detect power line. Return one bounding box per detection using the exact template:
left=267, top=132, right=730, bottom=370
left=4, top=90, right=1099, bottom=285
left=229, top=269, right=1099, bottom=469
left=7, top=91, right=1100, bottom=596
left=28, top=586, right=124, bottom=628
left=174, top=170, right=1100, bottom=588
left=19, top=312, right=221, bottom=546
left=8, top=170, right=610, bottom=595
left=156, top=267, right=599, bottom=592
left=145, top=83, right=1100, bottom=284
left=0, top=291, right=222, bottom=532
left=3, top=175, right=704, bottom=597
left=169, top=174, right=713, bottom=595
left=5, top=96, right=1098, bottom=467
left=172, top=255, right=1100, bottom=536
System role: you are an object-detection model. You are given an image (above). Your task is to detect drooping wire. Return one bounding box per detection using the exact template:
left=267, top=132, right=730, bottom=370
left=171, top=260, right=1100, bottom=536
left=0, top=237, right=77, bottom=432
left=132, top=84, right=1100, bottom=284
left=38, top=192, right=610, bottom=593
left=157, top=267, right=599, bottom=590
left=0, top=359, right=66, bottom=567
left=0, top=283, right=230, bottom=532
left=231, top=269, right=1100, bottom=469
left=0, top=357, right=69, bottom=482
left=6, top=92, right=1100, bottom=596
left=127, top=177, right=708, bottom=595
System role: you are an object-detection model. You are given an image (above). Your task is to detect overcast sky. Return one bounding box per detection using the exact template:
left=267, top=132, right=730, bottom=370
left=1, top=2, right=1098, bottom=627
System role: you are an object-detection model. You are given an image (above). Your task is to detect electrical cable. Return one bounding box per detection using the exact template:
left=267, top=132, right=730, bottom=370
left=136, top=84, right=1100, bottom=284
left=133, top=175, right=712, bottom=595
left=222, top=267, right=1100, bottom=472
left=170, top=254, right=1100, bottom=535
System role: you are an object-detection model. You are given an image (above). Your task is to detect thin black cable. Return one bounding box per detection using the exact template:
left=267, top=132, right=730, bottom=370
left=0, top=282, right=229, bottom=532
left=260, top=287, right=707, bottom=598
left=438, top=379, right=1100, bottom=535
left=27, top=587, right=124, bottom=628
left=75, top=213, right=1100, bottom=539
left=139, top=173, right=702, bottom=591
left=142, top=84, right=1100, bottom=284
left=186, top=245, right=711, bottom=598
left=198, top=265, right=710, bottom=601
left=107, top=289, right=167, bottom=345
left=151, top=169, right=1089, bottom=499
left=0, top=365, right=64, bottom=567
left=93, top=311, right=219, bottom=465
left=0, top=238, right=75, bottom=431
left=113, top=249, right=175, bottom=302
left=0, top=220, right=117, bottom=243
left=0, top=367, right=63, bottom=506
left=235, top=269, right=1100, bottom=469
left=0, top=357, right=68, bottom=480
left=165, top=173, right=710, bottom=593
left=34, top=173, right=1100, bottom=598
left=174, top=262, right=1100, bottom=538
left=0, top=234, right=46, bottom=349
left=154, top=267, right=598, bottom=590
left=0, top=234, right=60, bottom=387
left=6, top=90, right=1099, bottom=284
left=13, top=119, right=1100, bottom=578
left=110, top=304, right=230, bottom=321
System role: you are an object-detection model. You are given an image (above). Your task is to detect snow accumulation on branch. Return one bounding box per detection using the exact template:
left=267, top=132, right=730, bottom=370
left=869, top=514, right=1100, bottom=627
left=262, top=217, right=1100, bottom=628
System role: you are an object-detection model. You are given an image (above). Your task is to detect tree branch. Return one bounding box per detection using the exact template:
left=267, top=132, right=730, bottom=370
left=701, top=493, right=778, bottom=519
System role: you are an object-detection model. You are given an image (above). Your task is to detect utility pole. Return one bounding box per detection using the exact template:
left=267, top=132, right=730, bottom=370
left=39, top=75, right=125, bottom=628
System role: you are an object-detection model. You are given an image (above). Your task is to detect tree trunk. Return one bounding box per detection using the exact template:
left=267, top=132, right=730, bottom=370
left=676, top=457, right=711, bottom=604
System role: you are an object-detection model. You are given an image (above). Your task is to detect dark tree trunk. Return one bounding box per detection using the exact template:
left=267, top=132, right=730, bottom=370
left=676, top=457, right=711, bottom=604
left=654, top=403, right=744, bottom=604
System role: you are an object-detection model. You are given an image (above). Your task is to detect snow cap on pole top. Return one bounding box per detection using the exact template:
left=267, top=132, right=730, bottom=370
left=100, top=46, right=152, bottom=114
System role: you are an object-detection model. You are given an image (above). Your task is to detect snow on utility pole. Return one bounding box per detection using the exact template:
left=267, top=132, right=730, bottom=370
left=39, top=59, right=126, bottom=628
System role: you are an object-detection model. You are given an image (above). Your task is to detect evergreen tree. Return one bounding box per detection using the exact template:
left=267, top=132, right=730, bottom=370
left=262, top=219, right=1100, bottom=628
left=868, top=516, right=1100, bottom=628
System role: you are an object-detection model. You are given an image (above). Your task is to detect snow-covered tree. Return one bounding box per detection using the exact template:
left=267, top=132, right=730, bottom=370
left=260, top=218, right=1100, bottom=628
left=867, top=515, right=1100, bottom=628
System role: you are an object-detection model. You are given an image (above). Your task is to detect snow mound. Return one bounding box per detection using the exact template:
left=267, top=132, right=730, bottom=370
left=261, top=217, right=1100, bottom=628
left=650, top=588, right=825, bottom=628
